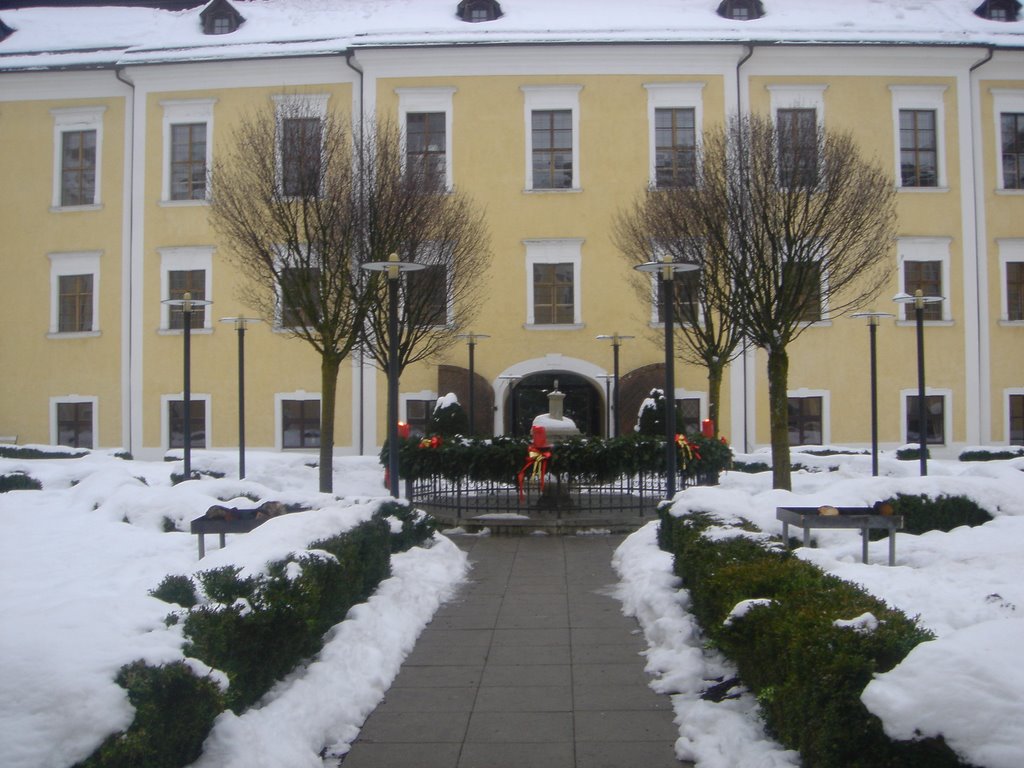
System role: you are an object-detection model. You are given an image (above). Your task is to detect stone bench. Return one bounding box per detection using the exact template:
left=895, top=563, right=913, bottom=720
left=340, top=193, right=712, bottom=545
left=777, top=506, right=904, bottom=566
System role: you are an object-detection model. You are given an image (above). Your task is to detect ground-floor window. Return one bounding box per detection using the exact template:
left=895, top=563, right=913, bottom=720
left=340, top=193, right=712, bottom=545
left=405, top=398, right=435, bottom=437
left=168, top=399, right=206, bottom=449
left=675, top=397, right=702, bottom=437
left=788, top=396, right=823, bottom=445
left=1010, top=394, right=1024, bottom=445
left=56, top=401, right=93, bottom=448
left=282, top=398, right=320, bottom=449
left=906, top=394, right=945, bottom=445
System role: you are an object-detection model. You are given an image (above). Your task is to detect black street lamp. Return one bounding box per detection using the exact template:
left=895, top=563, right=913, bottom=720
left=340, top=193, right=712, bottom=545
left=456, top=332, right=489, bottom=436
left=851, top=311, right=893, bottom=477
left=220, top=316, right=262, bottom=479
left=362, top=253, right=425, bottom=497
left=635, top=256, right=699, bottom=499
left=596, top=332, right=634, bottom=438
left=893, top=289, right=943, bottom=476
left=162, top=291, right=212, bottom=480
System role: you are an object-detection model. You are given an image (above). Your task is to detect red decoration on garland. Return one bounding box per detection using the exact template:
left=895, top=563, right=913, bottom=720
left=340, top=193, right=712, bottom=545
left=517, top=442, right=552, bottom=501
left=418, top=435, right=442, bottom=449
left=676, top=434, right=701, bottom=470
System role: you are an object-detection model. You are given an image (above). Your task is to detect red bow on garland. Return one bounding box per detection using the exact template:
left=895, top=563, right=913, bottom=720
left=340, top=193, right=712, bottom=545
left=418, top=435, right=442, bottom=449
left=675, top=434, right=701, bottom=470
left=517, top=443, right=552, bottom=501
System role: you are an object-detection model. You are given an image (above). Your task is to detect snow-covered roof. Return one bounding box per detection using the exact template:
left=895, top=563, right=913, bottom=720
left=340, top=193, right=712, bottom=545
left=1, top=0, right=1022, bottom=72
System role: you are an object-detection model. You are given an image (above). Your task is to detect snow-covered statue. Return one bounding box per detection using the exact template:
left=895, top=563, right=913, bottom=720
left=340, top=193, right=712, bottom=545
left=531, top=380, right=581, bottom=444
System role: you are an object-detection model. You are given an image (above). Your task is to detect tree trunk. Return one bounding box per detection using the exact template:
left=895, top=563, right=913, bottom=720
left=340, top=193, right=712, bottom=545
left=318, top=355, right=342, bottom=494
left=766, top=346, right=792, bottom=490
left=707, top=362, right=724, bottom=439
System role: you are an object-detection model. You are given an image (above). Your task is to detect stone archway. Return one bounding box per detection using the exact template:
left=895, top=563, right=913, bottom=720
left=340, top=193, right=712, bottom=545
left=504, top=371, right=603, bottom=437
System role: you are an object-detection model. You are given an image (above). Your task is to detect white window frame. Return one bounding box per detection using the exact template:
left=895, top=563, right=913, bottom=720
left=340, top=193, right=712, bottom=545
left=998, top=239, right=1024, bottom=324
left=160, top=98, right=215, bottom=204
left=161, top=393, right=211, bottom=451
left=47, top=250, right=101, bottom=337
left=396, top=87, right=456, bottom=191
left=401, top=390, right=439, bottom=433
left=49, top=397, right=97, bottom=450
left=272, top=93, right=329, bottom=197
left=522, top=85, right=582, bottom=192
left=900, top=387, right=951, bottom=447
left=674, top=389, right=709, bottom=432
left=644, top=82, right=705, bottom=188
left=159, top=246, right=214, bottom=332
left=786, top=388, right=831, bottom=446
left=896, top=237, right=952, bottom=324
left=889, top=85, right=948, bottom=191
left=1004, top=388, right=1024, bottom=446
left=275, top=391, right=321, bottom=450
left=768, top=84, right=827, bottom=124
left=991, top=88, right=1024, bottom=192
left=524, top=238, right=583, bottom=328
left=51, top=106, right=105, bottom=210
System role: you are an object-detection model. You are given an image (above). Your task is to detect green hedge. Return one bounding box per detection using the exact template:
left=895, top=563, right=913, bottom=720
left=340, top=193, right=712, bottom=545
left=388, top=433, right=732, bottom=485
left=82, top=500, right=435, bottom=767
left=0, top=472, right=42, bottom=492
left=659, top=508, right=969, bottom=768
left=882, top=493, right=991, bottom=536
left=959, top=447, right=1024, bottom=461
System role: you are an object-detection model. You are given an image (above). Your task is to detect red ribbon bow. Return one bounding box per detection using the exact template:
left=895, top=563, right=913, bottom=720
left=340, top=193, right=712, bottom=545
left=517, top=443, right=551, bottom=501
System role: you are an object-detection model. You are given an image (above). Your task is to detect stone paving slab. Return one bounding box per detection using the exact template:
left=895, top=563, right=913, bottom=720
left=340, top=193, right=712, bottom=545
left=340, top=534, right=693, bottom=768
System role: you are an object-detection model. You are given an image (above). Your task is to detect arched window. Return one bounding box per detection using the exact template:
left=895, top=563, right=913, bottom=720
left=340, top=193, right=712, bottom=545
left=456, top=0, right=503, bottom=23
left=716, top=0, right=765, bottom=21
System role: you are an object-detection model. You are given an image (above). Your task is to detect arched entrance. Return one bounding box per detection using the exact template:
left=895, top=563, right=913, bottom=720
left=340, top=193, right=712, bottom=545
left=504, top=372, right=603, bottom=436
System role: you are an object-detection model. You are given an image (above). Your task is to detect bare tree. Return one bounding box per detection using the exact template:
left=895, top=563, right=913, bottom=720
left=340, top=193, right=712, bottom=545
left=209, top=100, right=369, bottom=493
left=614, top=189, right=744, bottom=438
left=357, top=119, right=491, bottom=376
left=698, top=113, right=896, bottom=489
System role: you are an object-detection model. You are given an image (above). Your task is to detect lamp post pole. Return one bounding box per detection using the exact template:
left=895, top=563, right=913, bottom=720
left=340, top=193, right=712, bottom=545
left=456, top=332, right=489, bottom=436
left=163, top=292, right=211, bottom=481
left=851, top=312, right=893, bottom=476
left=597, top=333, right=633, bottom=438
left=635, top=256, right=699, bottom=499
left=220, top=316, right=262, bottom=479
left=894, top=289, right=942, bottom=477
left=362, top=254, right=425, bottom=497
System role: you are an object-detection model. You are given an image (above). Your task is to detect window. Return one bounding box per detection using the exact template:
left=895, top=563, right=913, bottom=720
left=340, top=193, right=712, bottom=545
left=777, top=108, right=819, bottom=188
left=788, top=396, right=823, bottom=446
left=655, top=268, right=701, bottom=325
left=159, top=247, right=213, bottom=331
left=161, top=99, right=215, bottom=203
left=1009, top=393, right=1024, bottom=445
left=406, top=264, right=449, bottom=327
left=168, top=399, right=207, bottom=449
left=899, top=110, right=938, bottom=187
left=716, top=0, right=764, bottom=20
left=280, top=266, right=320, bottom=329
left=784, top=261, right=823, bottom=323
left=890, top=86, right=947, bottom=190
left=281, top=117, right=322, bottom=197
left=55, top=400, right=94, bottom=449
left=532, top=110, right=573, bottom=190
left=897, top=238, right=950, bottom=323
left=405, top=398, right=436, bottom=437
left=901, top=261, right=943, bottom=321
left=167, top=270, right=206, bottom=329
left=522, top=86, right=581, bottom=191
left=676, top=398, right=702, bottom=437
left=48, top=251, right=100, bottom=337
left=398, top=88, right=455, bottom=190
left=282, top=399, right=320, bottom=449
left=1003, top=113, right=1024, bottom=190
left=906, top=394, right=945, bottom=445
left=456, top=0, right=503, bottom=22
left=406, top=113, right=446, bottom=188
left=200, top=0, right=244, bottom=34
left=645, top=83, right=705, bottom=189
left=525, top=239, right=583, bottom=327
left=974, top=0, right=1020, bottom=21
left=654, top=108, right=697, bottom=188
left=1007, top=261, right=1024, bottom=321
left=51, top=107, right=104, bottom=209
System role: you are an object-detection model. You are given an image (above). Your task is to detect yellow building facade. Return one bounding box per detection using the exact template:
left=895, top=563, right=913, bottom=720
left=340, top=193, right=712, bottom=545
left=1, top=1, right=1022, bottom=459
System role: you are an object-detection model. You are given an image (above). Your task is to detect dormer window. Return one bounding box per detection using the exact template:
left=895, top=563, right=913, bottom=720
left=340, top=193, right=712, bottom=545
left=0, top=18, right=14, bottom=42
left=717, top=0, right=765, bottom=21
left=974, top=0, right=1021, bottom=21
left=456, top=0, right=503, bottom=23
left=200, top=0, right=245, bottom=35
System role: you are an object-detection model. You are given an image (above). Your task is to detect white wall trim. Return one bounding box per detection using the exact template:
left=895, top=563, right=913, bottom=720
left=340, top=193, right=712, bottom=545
left=46, top=251, right=102, bottom=336
left=896, top=236, right=953, bottom=322
left=899, top=387, right=952, bottom=446
left=157, top=246, right=215, bottom=330
left=396, top=86, right=456, bottom=191
left=889, top=84, right=949, bottom=190
left=160, top=393, right=211, bottom=451
left=274, top=390, right=321, bottom=451
left=159, top=98, right=216, bottom=203
left=523, top=238, right=584, bottom=326
left=643, top=82, right=705, bottom=187
left=50, top=105, right=106, bottom=209
left=786, top=387, right=831, bottom=446
left=49, top=395, right=99, bottom=449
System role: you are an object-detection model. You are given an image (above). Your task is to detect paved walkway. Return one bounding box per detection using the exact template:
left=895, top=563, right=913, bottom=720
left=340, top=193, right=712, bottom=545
left=341, top=534, right=693, bottom=768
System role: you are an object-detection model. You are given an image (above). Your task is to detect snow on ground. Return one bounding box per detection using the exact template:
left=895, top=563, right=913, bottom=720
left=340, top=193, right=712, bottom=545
left=0, top=449, right=466, bottom=768
left=3, top=446, right=1024, bottom=767
left=614, top=450, right=1024, bottom=768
